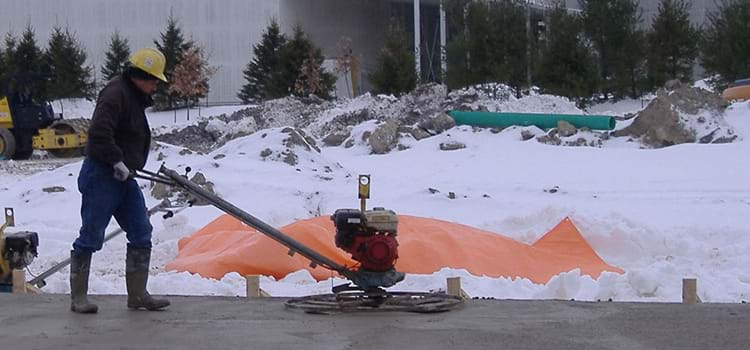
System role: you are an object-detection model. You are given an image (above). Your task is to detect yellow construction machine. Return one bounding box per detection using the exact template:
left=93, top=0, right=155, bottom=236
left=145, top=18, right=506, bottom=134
left=0, top=73, right=89, bottom=160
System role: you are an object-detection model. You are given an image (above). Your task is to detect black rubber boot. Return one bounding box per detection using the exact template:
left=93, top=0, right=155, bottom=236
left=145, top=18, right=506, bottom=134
left=126, top=247, right=170, bottom=311
left=70, top=250, right=98, bottom=314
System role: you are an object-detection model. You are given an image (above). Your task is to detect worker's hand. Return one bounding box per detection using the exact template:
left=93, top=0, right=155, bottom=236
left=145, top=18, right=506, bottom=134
left=113, top=161, right=132, bottom=181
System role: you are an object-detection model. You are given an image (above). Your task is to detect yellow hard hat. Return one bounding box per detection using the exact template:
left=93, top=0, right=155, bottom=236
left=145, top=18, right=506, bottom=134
left=129, top=48, right=168, bottom=82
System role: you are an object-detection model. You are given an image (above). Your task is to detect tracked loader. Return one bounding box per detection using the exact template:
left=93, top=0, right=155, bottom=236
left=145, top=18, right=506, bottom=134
left=0, top=73, right=89, bottom=160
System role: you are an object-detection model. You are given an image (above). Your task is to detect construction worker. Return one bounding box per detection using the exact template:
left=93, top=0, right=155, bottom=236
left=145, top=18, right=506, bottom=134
left=69, top=48, right=170, bottom=314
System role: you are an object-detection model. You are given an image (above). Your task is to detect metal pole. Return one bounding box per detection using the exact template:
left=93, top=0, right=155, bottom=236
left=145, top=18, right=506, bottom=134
left=158, top=166, right=355, bottom=280
left=526, top=0, right=532, bottom=88
left=29, top=200, right=178, bottom=288
left=440, top=0, right=447, bottom=81
left=414, top=0, right=422, bottom=82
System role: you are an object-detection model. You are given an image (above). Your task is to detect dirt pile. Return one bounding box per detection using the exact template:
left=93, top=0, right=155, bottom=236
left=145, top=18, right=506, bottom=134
left=614, top=81, right=734, bottom=147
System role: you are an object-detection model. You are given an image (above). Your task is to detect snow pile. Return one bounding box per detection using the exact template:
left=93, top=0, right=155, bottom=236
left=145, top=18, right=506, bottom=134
left=155, top=83, right=605, bottom=154
left=445, top=83, right=583, bottom=115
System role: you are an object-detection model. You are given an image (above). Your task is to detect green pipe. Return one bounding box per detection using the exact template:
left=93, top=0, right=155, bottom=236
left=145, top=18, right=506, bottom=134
left=449, top=111, right=616, bottom=131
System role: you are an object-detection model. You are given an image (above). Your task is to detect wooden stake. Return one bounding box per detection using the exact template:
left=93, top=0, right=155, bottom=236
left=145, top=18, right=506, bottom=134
left=446, top=277, right=470, bottom=299
left=12, top=269, right=26, bottom=294
left=245, top=275, right=270, bottom=298
left=682, top=278, right=699, bottom=304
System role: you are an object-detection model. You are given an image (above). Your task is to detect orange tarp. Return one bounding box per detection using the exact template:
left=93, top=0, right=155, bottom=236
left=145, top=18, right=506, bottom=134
left=165, top=215, right=623, bottom=284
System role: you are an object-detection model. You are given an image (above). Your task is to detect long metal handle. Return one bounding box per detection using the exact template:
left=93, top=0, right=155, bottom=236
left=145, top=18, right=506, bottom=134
left=28, top=200, right=181, bottom=288
left=158, top=165, right=356, bottom=280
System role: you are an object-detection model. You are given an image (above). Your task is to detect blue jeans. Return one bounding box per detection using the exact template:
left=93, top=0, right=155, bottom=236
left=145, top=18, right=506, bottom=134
left=73, top=158, right=152, bottom=253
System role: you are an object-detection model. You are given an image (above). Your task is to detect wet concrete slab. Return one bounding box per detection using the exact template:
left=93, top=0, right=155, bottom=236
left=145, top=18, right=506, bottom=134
left=1, top=293, right=748, bottom=350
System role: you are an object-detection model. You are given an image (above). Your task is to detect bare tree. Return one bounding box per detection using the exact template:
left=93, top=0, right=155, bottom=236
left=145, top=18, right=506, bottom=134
left=169, top=45, right=218, bottom=120
left=335, top=36, right=358, bottom=98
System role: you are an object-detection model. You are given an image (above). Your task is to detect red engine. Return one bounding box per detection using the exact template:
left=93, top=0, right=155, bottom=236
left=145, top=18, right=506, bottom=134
left=331, top=208, right=399, bottom=272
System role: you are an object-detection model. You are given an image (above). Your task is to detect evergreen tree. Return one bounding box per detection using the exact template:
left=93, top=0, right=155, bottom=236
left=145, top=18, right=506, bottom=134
left=445, top=0, right=529, bottom=95
left=8, top=25, right=47, bottom=99
left=101, top=30, right=131, bottom=82
left=13, top=25, right=45, bottom=74
left=369, top=22, right=417, bottom=96
left=0, top=42, right=6, bottom=86
left=277, top=26, right=325, bottom=97
left=488, top=0, right=528, bottom=96
left=2, top=33, right=18, bottom=79
left=238, top=19, right=287, bottom=103
left=646, top=0, right=698, bottom=89
left=281, top=26, right=335, bottom=99
left=446, top=1, right=493, bottom=89
left=617, top=25, right=646, bottom=99
left=154, top=13, right=191, bottom=109
left=45, top=26, right=94, bottom=99
left=580, top=0, right=646, bottom=99
left=444, top=0, right=473, bottom=89
left=700, top=0, right=750, bottom=88
left=537, top=5, right=599, bottom=101
left=1, top=34, right=17, bottom=92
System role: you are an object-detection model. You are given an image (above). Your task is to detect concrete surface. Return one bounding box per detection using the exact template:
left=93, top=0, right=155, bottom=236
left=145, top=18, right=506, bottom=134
left=1, top=294, right=748, bottom=350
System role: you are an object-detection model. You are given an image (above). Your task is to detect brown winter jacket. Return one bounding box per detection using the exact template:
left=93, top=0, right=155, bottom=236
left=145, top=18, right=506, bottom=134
left=85, top=76, right=153, bottom=170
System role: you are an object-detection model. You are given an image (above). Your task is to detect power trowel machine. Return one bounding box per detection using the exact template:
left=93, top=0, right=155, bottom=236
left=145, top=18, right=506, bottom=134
left=132, top=165, right=463, bottom=313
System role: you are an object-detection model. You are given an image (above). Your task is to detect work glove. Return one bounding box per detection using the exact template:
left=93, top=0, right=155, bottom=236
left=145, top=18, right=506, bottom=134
left=113, top=161, right=132, bottom=181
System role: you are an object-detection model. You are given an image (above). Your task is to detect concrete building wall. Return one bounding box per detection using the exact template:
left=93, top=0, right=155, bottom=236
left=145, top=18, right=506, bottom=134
left=0, top=0, right=280, bottom=103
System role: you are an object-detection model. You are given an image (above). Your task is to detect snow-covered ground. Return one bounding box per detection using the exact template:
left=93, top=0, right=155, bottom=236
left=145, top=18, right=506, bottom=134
left=2, top=96, right=749, bottom=303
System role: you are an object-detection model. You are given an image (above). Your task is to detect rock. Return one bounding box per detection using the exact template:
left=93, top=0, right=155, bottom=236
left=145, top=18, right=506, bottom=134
left=282, top=127, right=320, bottom=152
left=361, top=131, right=372, bottom=142
left=712, top=135, right=738, bottom=144
left=369, top=120, right=400, bottom=154
left=536, top=130, right=561, bottom=145
left=439, top=142, right=466, bottom=151
left=282, top=150, right=298, bottom=166
left=150, top=182, right=172, bottom=200
left=187, top=173, right=216, bottom=206
left=322, top=131, right=351, bottom=146
left=699, top=128, right=721, bottom=143
left=190, top=172, right=208, bottom=185
left=260, top=148, right=273, bottom=158
left=213, top=154, right=226, bottom=160
left=428, top=188, right=440, bottom=194
left=179, top=148, right=193, bottom=155
left=42, top=186, right=65, bottom=193
left=418, top=112, right=455, bottom=134
left=344, top=139, right=355, bottom=148
left=521, top=130, right=535, bottom=141
left=151, top=171, right=216, bottom=206
left=557, top=120, right=577, bottom=137
left=406, top=127, right=432, bottom=140
left=664, top=79, right=683, bottom=91
left=448, top=192, right=456, bottom=199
